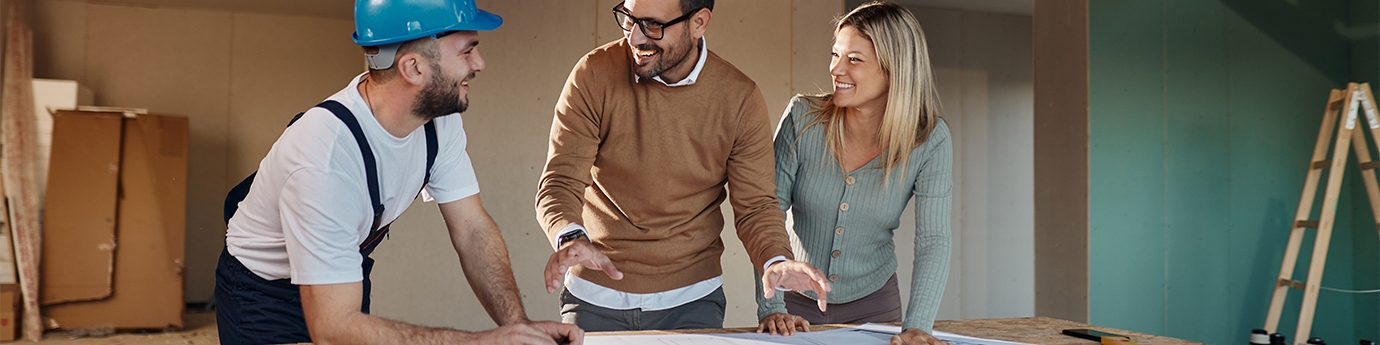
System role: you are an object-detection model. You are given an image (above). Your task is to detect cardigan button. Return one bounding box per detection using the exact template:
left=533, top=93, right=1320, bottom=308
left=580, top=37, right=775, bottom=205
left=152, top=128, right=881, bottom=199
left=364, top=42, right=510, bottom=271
left=835, top=227, right=844, bottom=235
left=831, top=250, right=841, bottom=258
left=828, top=274, right=839, bottom=282
left=846, top=176, right=856, bottom=185
left=840, top=202, right=850, bottom=211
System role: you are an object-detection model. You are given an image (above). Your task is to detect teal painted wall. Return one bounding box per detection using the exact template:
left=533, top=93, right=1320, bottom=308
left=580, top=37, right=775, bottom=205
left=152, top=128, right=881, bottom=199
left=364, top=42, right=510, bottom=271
left=1088, top=1, right=1379, bottom=344
left=1348, top=0, right=1380, bottom=339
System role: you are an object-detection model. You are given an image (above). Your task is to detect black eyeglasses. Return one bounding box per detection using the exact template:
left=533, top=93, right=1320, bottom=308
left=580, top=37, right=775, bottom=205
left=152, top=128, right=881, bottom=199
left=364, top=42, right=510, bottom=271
left=612, top=1, right=698, bottom=40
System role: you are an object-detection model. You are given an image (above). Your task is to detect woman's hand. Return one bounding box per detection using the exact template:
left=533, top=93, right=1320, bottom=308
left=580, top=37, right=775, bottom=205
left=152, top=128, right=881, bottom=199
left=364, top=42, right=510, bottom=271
left=891, top=328, right=949, bottom=345
left=756, top=313, right=810, bottom=336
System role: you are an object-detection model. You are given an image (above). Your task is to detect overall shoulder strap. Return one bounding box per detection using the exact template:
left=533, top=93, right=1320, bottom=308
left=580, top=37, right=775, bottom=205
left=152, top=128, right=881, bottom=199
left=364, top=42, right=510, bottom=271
left=287, top=112, right=305, bottom=127
left=315, top=100, right=385, bottom=231
left=423, top=120, right=438, bottom=186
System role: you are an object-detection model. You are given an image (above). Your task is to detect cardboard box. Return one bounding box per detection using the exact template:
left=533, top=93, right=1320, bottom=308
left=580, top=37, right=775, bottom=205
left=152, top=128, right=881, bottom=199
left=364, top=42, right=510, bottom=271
left=0, top=284, right=16, bottom=341
left=40, top=111, right=186, bottom=330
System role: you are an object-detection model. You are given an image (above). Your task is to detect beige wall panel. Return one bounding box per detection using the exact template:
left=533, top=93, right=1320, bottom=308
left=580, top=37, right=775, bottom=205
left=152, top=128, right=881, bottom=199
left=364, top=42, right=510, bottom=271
left=227, top=14, right=359, bottom=178
left=84, top=3, right=232, bottom=303
left=77, top=0, right=352, bottom=21
left=910, top=6, right=964, bottom=321
left=369, top=0, right=600, bottom=329
left=596, top=0, right=624, bottom=45
left=791, top=0, right=841, bottom=97
left=33, top=0, right=85, bottom=81
left=207, top=12, right=361, bottom=303
left=956, top=11, right=1033, bottom=319
left=706, top=0, right=792, bottom=123
left=1032, top=0, right=1089, bottom=323
left=901, top=6, right=1038, bottom=322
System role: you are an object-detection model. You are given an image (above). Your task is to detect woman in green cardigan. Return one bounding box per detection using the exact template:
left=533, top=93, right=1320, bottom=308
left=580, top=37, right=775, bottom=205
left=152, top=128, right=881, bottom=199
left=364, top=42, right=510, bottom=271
left=755, top=2, right=952, bottom=345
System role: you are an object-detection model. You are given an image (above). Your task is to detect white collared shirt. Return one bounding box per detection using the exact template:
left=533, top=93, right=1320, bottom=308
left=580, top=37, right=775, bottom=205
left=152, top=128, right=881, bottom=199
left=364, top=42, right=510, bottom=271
left=633, top=37, right=708, bottom=86
left=559, top=38, right=787, bottom=311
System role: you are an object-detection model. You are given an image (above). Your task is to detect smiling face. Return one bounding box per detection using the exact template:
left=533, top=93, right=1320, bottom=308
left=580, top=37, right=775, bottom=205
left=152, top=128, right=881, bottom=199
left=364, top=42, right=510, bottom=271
left=829, top=26, right=889, bottom=112
left=623, top=0, right=699, bottom=80
left=412, top=31, right=485, bottom=120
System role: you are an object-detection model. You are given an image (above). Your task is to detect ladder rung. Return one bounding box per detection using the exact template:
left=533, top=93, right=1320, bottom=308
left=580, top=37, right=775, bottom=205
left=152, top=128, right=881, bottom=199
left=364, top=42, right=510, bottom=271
left=1312, top=160, right=1332, bottom=169
left=1278, top=278, right=1307, bottom=291
left=1294, top=220, right=1320, bottom=229
left=1363, top=161, right=1380, bottom=170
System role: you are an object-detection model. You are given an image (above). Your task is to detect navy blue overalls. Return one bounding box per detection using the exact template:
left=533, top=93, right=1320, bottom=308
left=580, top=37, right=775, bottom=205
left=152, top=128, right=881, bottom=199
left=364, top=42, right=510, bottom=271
left=214, top=100, right=437, bottom=345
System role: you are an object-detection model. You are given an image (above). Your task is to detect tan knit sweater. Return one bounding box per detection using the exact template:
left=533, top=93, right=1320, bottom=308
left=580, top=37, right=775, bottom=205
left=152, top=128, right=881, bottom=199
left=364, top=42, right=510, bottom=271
left=537, top=39, right=794, bottom=294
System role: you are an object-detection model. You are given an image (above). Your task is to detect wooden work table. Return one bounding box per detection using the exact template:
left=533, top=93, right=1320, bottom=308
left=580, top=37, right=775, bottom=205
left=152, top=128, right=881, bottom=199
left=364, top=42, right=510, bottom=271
left=932, top=317, right=1202, bottom=345
left=591, top=317, right=1205, bottom=345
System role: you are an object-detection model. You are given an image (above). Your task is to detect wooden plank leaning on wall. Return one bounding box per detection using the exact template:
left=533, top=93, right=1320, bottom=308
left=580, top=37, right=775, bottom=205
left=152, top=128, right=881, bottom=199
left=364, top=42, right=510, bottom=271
left=1, top=0, right=44, bottom=341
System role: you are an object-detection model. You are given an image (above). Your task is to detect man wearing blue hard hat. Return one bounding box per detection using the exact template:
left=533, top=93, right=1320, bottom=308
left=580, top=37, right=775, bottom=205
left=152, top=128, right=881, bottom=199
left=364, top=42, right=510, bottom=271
left=215, top=0, right=582, bottom=344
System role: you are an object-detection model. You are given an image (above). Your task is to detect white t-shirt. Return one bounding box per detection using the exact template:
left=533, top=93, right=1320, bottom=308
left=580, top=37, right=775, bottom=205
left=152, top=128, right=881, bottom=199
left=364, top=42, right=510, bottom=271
left=226, top=73, right=480, bottom=285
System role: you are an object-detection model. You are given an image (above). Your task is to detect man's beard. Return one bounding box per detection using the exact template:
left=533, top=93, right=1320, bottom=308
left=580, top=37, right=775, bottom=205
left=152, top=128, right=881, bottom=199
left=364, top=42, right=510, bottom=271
left=633, top=30, right=695, bottom=80
left=412, top=63, right=470, bottom=121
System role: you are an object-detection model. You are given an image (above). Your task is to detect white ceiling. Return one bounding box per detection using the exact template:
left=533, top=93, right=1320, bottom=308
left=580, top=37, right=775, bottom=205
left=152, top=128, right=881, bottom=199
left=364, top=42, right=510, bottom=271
left=871, top=0, right=1032, bottom=16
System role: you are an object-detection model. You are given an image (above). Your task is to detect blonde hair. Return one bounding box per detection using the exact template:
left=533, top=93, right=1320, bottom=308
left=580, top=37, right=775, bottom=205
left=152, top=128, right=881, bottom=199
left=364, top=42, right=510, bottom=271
left=800, top=1, right=940, bottom=182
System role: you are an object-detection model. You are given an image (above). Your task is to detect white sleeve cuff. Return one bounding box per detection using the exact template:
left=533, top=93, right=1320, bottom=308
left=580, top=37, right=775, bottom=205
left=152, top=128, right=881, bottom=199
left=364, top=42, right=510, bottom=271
left=554, top=224, right=587, bottom=250
left=763, top=255, right=793, bottom=291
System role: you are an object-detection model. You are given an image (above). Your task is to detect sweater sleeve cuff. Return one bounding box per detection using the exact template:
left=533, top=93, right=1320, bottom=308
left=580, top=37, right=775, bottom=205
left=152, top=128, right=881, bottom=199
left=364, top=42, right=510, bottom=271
left=757, top=302, right=788, bottom=321
left=902, top=316, right=935, bottom=333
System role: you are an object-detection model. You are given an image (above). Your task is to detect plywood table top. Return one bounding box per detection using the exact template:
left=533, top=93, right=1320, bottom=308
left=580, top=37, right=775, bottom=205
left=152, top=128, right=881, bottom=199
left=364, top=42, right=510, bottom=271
left=593, top=316, right=1205, bottom=345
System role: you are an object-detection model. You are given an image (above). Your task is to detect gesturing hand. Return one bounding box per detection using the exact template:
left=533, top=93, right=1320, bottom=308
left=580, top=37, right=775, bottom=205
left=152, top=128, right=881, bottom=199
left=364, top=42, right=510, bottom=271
left=756, top=312, right=810, bottom=336
left=760, top=260, right=832, bottom=311
left=544, top=240, right=622, bottom=293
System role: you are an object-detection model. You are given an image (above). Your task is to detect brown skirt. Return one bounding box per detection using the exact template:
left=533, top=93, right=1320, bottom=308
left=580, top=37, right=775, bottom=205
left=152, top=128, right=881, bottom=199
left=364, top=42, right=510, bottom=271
left=784, top=273, right=902, bottom=324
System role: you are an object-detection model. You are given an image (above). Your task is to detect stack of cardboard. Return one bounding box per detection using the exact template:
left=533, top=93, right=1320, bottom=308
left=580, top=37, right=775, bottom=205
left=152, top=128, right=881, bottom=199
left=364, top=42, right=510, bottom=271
left=40, top=110, right=186, bottom=330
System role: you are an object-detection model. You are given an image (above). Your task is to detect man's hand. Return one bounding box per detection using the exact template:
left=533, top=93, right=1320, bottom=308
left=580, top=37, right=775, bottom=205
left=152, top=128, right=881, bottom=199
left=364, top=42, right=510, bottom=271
left=756, top=312, right=810, bottom=336
left=891, top=328, right=949, bottom=345
left=545, top=240, right=622, bottom=293
left=476, top=321, right=585, bottom=345
left=761, top=260, right=831, bottom=311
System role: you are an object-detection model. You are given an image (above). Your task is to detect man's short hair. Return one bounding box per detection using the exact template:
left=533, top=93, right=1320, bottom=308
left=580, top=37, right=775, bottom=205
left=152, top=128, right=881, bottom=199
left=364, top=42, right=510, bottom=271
left=680, top=0, right=713, bottom=14
left=364, top=38, right=441, bottom=82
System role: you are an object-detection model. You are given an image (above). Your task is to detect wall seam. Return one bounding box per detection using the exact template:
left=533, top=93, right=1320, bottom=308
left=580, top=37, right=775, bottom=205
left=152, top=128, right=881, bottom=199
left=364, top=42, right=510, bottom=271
left=1160, top=0, right=1170, bottom=335
left=593, top=0, right=599, bottom=48
left=1083, top=0, right=1092, bottom=322
left=226, top=12, right=236, bottom=190
left=958, top=9, right=969, bottom=320
left=1222, top=1, right=1235, bottom=333
left=81, top=0, right=92, bottom=89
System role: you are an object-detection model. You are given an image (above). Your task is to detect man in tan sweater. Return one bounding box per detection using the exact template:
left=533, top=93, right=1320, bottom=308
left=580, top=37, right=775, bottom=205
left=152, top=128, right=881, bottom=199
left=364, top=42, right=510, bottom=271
left=536, top=0, right=832, bottom=331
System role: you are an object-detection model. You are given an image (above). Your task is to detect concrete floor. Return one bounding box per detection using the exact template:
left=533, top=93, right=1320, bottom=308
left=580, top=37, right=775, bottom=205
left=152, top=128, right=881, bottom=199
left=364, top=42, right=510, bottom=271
left=36, top=312, right=218, bottom=345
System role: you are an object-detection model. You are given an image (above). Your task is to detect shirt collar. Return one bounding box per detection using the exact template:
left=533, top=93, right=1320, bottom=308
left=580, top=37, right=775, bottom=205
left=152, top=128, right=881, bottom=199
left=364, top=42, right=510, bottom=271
left=634, top=37, right=708, bottom=87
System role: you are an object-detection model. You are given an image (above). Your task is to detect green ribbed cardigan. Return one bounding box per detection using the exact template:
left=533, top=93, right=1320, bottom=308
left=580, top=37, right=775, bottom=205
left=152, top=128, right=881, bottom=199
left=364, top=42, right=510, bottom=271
left=755, top=95, right=953, bottom=332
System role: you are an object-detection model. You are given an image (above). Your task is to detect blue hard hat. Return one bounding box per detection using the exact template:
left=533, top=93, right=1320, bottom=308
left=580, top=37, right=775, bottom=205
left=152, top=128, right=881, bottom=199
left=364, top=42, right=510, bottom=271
left=352, top=0, right=503, bottom=47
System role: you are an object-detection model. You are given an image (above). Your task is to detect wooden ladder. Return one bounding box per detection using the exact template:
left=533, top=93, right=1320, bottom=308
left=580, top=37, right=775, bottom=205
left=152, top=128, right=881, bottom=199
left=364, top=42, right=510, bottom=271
left=1264, top=82, right=1380, bottom=344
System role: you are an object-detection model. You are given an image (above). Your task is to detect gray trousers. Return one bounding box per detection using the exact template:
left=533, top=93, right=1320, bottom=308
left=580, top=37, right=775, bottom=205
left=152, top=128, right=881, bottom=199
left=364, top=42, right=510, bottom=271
left=559, top=287, right=726, bottom=332
left=784, top=273, right=902, bottom=324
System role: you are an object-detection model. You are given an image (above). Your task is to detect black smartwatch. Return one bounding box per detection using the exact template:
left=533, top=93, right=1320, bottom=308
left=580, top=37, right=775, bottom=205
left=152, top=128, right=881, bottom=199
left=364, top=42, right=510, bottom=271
left=557, top=230, right=589, bottom=248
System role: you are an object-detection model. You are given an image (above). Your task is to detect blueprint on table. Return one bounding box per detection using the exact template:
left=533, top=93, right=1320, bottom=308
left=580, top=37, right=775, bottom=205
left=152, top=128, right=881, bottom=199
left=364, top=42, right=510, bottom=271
left=584, top=323, right=1032, bottom=345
